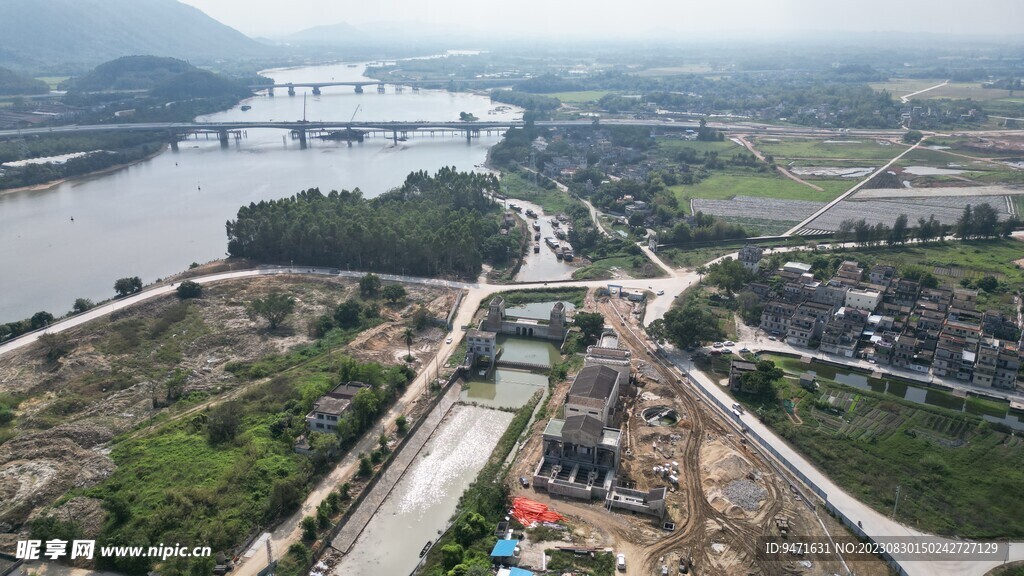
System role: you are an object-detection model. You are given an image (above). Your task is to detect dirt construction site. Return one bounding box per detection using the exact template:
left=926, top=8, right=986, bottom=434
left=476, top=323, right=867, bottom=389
left=0, top=273, right=450, bottom=548
left=507, top=290, right=890, bottom=576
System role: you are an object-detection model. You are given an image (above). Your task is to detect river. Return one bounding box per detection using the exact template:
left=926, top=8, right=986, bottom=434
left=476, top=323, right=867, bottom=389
left=0, top=58, right=521, bottom=322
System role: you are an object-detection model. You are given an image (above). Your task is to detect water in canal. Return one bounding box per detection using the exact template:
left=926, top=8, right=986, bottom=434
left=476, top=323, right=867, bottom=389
left=333, top=405, right=514, bottom=576
left=461, top=334, right=559, bottom=409
left=802, top=364, right=1024, bottom=431
left=0, top=59, right=521, bottom=322
left=511, top=198, right=577, bottom=283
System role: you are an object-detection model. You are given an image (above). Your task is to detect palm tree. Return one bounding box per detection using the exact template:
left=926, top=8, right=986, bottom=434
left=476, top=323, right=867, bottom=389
left=696, top=265, right=708, bottom=284
left=403, top=328, right=414, bottom=362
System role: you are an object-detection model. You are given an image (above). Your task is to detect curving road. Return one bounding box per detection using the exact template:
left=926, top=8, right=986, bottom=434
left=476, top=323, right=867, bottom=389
left=8, top=239, right=1024, bottom=576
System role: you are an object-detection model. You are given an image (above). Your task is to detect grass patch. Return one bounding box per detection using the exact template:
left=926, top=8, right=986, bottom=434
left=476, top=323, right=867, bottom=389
left=573, top=254, right=666, bottom=280
left=486, top=287, right=588, bottom=309
left=670, top=173, right=843, bottom=211
left=501, top=171, right=579, bottom=214
left=754, top=137, right=906, bottom=161
left=548, top=90, right=614, bottom=104
left=547, top=549, right=615, bottom=576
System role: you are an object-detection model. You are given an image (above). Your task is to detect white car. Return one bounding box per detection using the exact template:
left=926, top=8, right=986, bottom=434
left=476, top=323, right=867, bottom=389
left=712, top=342, right=723, bottom=348
left=739, top=347, right=750, bottom=353
left=445, top=337, right=453, bottom=344
left=656, top=289, right=665, bottom=296
left=616, top=553, right=626, bottom=571
left=723, top=341, right=735, bottom=347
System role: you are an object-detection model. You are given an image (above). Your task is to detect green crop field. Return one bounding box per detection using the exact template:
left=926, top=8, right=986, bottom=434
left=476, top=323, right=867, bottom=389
left=670, top=173, right=843, bottom=209
left=657, top=138, right=742, bottom=156
left=548, top=90, right=614, bottom=104
left=753, top=138, right=906, bottom=161
left=734, top=354, right=1024, bottom=538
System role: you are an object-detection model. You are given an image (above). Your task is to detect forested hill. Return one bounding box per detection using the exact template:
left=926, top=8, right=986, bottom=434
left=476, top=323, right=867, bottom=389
left=0, top=66, right=49, bottom=95
left=63, top=56, right=256, bottom=101
left=226, top=168, right=518, bottom=278
left=0, top=0, right=266, bottom=74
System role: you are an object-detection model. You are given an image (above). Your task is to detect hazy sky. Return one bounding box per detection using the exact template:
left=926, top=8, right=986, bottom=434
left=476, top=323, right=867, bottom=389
left=179, top=0, right=1022, bottom=39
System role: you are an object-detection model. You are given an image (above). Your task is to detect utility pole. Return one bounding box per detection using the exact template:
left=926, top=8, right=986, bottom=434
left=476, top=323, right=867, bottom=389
left=891, top=484, right=901, bottom=520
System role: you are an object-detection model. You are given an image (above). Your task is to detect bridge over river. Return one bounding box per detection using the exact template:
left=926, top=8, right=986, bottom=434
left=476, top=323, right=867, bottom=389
left=251, top=78, right=501, bottom=96
left=0, top=119, right=908, bottom=149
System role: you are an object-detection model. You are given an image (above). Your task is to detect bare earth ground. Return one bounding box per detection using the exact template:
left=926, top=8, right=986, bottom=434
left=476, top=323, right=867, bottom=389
left=0, top=274, right=446, bottom=544
left=504, top=293, right=890, bottom=576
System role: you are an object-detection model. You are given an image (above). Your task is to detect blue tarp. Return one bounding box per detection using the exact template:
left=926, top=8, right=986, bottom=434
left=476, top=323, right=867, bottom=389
left=509, top=568, right=533, bottom=576
left=490, top=539, right=518, bottom=557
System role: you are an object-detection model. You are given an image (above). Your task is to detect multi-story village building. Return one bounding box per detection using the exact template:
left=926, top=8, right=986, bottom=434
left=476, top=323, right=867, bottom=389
left=745, top=259, right=1022, bottom=391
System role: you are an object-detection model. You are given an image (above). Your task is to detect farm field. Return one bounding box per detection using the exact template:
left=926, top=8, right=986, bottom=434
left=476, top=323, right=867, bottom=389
left=752, top=137, right=906, bottom=161
left=655, top=137, right=744, bottom=157
left=803, top=193, right=1015, bottom=233
left=548, top=90, right=614, bottom=104
left=671, top=173, right=845, bottom=213
left=870, top=79, right=1020, bottom=102
left=731, top=354, right=1024, bottom=538
left=692, top=196, right=822, bottom=232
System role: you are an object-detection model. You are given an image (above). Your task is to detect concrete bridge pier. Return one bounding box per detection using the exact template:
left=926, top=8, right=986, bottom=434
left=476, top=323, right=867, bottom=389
left=465, top=129, right=472, bottom=144
left=297, top=129, right=307, bottom=149
left=377, top=83, right=385, bottom=94
left=394, top=85, right=403, bottom=93
left=267, top=86, right=274, bottom=97
left=355, top=85, right=363, bottom=94
left=169, top=136, right=178, bottom=152
left=392, top=130, right=398, bottom=145
left=287, top=85, right=296, bottom=96
left=218, top=130, right=229, bottom=148
left=311, top=86, right=321, bottom=96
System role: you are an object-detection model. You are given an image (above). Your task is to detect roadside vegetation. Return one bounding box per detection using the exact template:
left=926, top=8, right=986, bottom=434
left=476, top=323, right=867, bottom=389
left=777, top=237, right=1024, bottom=318
left=725, top=355, right=1024, bottom=538
left=419, top=391, right=542, bottom=576
left=7, top=276, right=437, bottom=575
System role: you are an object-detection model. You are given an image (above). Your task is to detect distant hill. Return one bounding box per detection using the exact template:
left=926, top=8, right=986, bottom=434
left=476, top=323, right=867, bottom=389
left=284, top=22, right=370, bottom=45
left=65, top=56, right=253, bottom=100
left=0, top=66, right=49, bottom=95
left=0, top=0, right=267, bottom=74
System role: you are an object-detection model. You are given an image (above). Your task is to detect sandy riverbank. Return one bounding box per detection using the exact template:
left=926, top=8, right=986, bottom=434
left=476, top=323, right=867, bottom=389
left=0, top=143, right=168, bottom=197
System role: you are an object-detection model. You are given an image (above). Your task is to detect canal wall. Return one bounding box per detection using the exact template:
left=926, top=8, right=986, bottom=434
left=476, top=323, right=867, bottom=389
left=325, top=367, right=466, bottom=555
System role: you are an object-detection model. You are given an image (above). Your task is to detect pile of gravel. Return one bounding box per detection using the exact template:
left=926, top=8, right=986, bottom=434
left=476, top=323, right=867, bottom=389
left=722, top=478, right=766, bottom=511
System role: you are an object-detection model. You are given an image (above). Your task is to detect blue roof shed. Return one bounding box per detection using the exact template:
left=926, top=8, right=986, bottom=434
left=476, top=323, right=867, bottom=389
left=490, top=539, right=518, bottom=558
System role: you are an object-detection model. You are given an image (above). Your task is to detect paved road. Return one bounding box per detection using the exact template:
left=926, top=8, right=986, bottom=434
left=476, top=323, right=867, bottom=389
left=659, top=344, right=1024, bottom=576
left=900, top=80, right=950, bottom=103
left=8, top=240, right=1022, bottom=576
left=0, top=118, right=922, bottom=140
left=783, top=137, right=927, bottom=236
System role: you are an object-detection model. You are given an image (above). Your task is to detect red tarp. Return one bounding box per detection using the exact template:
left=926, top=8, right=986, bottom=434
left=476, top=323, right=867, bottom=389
left=511, top=497, right=564, bottom=525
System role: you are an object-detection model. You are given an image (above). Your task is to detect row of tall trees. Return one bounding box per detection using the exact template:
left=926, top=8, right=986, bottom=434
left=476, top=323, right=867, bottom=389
left=834, top=203, right=1019, bottom=247
left=226, top=168, right=505, bottom=278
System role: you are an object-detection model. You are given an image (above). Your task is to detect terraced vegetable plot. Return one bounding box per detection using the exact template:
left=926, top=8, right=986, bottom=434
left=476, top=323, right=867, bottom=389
left=804, top=194, right=1014, bottom=232
left=692, top=195, right=825, bottom=222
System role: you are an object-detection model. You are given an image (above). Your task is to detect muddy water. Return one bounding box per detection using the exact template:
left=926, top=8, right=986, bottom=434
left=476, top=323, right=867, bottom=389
left=333, top=405, right=514, bottom=576
left=462, top=368, right=548, bottom=409
left=511, top=198, right=577, bottom=283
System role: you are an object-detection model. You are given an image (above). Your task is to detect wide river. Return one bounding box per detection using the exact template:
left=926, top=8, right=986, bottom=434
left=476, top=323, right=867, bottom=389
left=0, top=59, right=521, bottom=322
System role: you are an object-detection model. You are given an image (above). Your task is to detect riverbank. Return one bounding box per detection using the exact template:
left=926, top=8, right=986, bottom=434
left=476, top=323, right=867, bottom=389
left=0, top=143, right=167, bottom=196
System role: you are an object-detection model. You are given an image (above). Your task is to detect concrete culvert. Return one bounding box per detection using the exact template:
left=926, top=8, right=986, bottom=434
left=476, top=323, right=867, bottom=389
left=642, top=406, right=678, bottom=426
